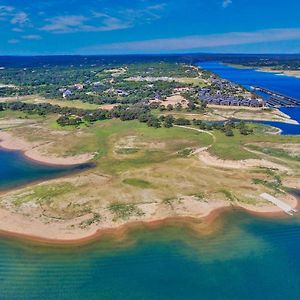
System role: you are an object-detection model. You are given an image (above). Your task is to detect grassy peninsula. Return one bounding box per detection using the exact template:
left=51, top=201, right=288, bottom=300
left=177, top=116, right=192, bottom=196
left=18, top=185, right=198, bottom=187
left=0, top=58, right=299, bottom=242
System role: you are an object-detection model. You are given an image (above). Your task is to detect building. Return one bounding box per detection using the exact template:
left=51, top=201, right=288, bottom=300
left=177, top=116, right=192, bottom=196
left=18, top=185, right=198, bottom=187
left=62, top=89, right=73, bottom=98
left=74, top=83, right=84, bottom=90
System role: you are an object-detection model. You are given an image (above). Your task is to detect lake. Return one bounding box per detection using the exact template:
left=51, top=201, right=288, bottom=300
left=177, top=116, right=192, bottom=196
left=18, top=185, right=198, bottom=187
left=197, top=62, right=300, bottom=135
left=0, top=148, right=92, bottom=191
left=0, top=61, right=300, bottom=299
left=0, top=148, right=299, bottom=299
left=0, top=209, right=300, bottom=299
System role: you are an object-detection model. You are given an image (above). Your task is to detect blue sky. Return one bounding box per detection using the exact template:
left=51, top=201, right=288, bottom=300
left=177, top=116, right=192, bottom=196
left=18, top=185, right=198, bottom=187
left=0, top=0, right=300, bottom=55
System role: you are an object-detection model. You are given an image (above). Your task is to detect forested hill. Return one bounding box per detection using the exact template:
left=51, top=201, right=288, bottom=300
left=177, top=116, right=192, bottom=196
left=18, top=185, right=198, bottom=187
left=1, top=54, right=300, bottom=69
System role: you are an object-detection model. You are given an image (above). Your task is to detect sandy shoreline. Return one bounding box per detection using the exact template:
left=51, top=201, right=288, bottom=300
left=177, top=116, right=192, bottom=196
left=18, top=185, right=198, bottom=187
left=0, top=192, right=298, bottom=246
left=0, top=125, right=298, bottom=246
left=197, top=150, right=290, bottom=172
left=225, top=63, right=300, bottom=79
left=257, top=67, right=300, bottom=79
left=0, top=131, right=94, bottom=166
left=207, top=105, right=299, bottom=125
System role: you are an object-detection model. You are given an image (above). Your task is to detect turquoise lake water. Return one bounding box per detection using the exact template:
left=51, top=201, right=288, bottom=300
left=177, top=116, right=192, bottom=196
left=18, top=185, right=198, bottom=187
left=0, top=148, right=92, bottom=191
left=0, top=61, right=300, bottom=299
left=0, top=210, right=300, bottom=299
left=0, top=150, right=299, bottom=299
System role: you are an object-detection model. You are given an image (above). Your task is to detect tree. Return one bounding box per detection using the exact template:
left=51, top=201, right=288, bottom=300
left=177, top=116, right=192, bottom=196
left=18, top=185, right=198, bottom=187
left=193, top=119, right=203, bottom=126
left=167, top=104, right=173, bottom=111
left=174, top=118, right=191, bottom=126
left=138, top=113, right=151, bottom=123
left=56, top=115, right=83, bottom=127
left=187, top=101, right=196, bottom=111
left=175, top=103, right=182, bottom=111
left=225, top=128, right=234, bottom=136
left=164, top=115, right=174, bottom=128
left=147, top=116, right=161, bottom=128
left=199, top=123, right=207, bottom=130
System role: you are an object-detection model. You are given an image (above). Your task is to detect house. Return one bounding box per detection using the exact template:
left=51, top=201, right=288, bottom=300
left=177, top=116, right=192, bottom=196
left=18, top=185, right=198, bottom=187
left=155, top=92, right=162, bottom=100
left=231, top=100, right=240, bottom=106
left=249, top=99, right=261, bottom=107
left=74, top=83, right=84, bottom=90
left=92, top=81, right=102, bottom=87
left=116, top=89, right=129, bottom=96
left=62, top=89, right=73, bottom=98
left=220, top=100, right=230, bottom=106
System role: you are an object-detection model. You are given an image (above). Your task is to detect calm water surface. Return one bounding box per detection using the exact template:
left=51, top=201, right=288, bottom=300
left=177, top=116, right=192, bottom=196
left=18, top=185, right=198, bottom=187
left=0, top=148, right=92, bottom=190
left=0, top=211, right=300, bottom=299
left=0, top=148, right=299, bottom=299
left=1, top=65, right=300, bottom=298
left=198, top=62, right=300, bottom=135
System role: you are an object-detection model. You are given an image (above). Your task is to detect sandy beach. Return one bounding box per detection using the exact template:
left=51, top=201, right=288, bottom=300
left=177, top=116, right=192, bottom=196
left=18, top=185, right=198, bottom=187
left=258, top=68, right=300, bottom=79
left=0, top=191, right=298, bottom=245
left=197, top=150, right=291, bottom=172
left=207, top=104, right=299, bottom=125
left=226, top=64, right=300, bottom=80
left=0, top=131, right=94, bottom=165
left=0, top=124, right=298, bottom=246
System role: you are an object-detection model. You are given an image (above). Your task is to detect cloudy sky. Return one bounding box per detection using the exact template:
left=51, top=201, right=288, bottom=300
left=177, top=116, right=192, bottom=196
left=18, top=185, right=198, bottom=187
left=0, top=0, right=300, bottom=55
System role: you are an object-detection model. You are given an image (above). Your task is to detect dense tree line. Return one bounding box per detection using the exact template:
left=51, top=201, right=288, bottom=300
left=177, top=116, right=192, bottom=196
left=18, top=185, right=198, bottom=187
left=1, top=100, right=255, bottom=136
left=0, top=101, right=158, bottom=128
left=0, top=62, right=196, bottom=106
left=192, top=119, right=254, bottom=136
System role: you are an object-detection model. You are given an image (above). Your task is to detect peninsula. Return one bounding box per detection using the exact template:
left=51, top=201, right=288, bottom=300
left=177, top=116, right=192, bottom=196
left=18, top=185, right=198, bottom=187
left=0, top=56, right=299, bottom=243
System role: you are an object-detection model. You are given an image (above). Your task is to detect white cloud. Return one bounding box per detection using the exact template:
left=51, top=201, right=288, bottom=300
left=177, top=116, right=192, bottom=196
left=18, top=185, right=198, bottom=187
left=8, top=39, right=19, bottom=44
left=82, top=28, right=300, bottom=53
left=0, top=5, right=15, bottom=16
left=122, top=3, right=166, bottom=22
left=0, top=6, right=30, bottom=29
left=41, top=15, right=87, bottom=33
left=22, top=34, right=42, bottom=40
left=222, top=0, right=233, bottom=8
left=11, top=12, right=29, bottom=25
left=40, top=14, right=130, bottom=33
left=12, top=27, right=23, bottom=32
left=40, top=4, right=166, bottom=34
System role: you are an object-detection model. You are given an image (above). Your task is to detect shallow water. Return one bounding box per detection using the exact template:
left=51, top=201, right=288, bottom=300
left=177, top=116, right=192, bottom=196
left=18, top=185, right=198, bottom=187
left=0, top=148, right=92, bottom=190
left=198, top=62, right=300, bottom=135
left=0, top=211, right=300, bottom=299
left=0, top=64, right=300, bottom=298
left=0, top=153, right=299, bottom=299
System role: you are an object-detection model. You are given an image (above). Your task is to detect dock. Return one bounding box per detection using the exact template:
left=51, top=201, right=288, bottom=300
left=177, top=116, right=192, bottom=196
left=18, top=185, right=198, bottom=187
left=260, top=193, right=298, bottom=215
left=253, top=86, right=300, bottom=107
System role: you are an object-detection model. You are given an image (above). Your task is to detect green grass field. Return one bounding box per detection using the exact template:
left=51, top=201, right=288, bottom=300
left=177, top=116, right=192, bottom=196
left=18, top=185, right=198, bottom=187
left=1, top=111, right=299, bottom=222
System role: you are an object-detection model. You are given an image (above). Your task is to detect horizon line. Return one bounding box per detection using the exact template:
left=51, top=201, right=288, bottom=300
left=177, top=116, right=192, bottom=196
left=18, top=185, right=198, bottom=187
left=0, top=52, right=300, bottom=57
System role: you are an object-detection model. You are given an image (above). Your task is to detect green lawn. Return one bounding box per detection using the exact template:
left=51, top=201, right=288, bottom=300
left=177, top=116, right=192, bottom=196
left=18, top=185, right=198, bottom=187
left=209, top=130, right=258, bottom=160
left=123, top=178, right=153, bottom=188
left=0, top=110, right=44, bottom=120
left=209, top=123, right=300, bottom=161
left=89, top=119, right=213, bottom=174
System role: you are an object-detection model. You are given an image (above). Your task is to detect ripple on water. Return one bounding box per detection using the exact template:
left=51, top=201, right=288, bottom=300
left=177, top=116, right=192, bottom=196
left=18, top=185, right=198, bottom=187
left=0, top=210, right=300, bottom=299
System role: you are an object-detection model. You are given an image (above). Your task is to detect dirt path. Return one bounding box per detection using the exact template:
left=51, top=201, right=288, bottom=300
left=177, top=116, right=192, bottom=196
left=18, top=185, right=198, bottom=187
left=175, top=125, right=290, bottom=171
left=175, top=125, right=216, bottom=154
left=175, top=125, right=216, bottom=143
